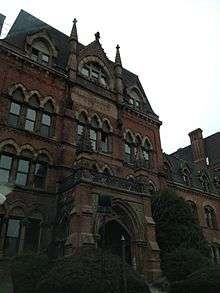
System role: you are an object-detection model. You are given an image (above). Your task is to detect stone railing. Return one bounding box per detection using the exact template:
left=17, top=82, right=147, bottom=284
left=60, top=168, right=150, bottom=195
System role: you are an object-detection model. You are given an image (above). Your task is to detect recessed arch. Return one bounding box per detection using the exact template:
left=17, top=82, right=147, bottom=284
left=0, top=139, right=19, bottom=154
left=102, top=118, right=113, bottom=133
left=37, top=149, right=53, bottom=164
left=8, top=83, right=28, bottom=101
left=42, top=97, right=57, bottom=113
left=19, top=144, right=36, bottom=157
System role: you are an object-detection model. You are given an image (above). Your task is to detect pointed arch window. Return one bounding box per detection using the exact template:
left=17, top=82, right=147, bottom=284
left=40, top=101, right=54, bottom=137
left=8, top=89, right=24, bottom=128
left=0, top=154, right=13, bottom=183
left=80, top=63, right=108, bottom=87
left=187, top=200, right=198, bottom=220
left=101, top=121, right=111, bottom=153
left=125, top=133, right=134, bottom=163
left=204, top=205, right=217, bottom=229
left=201, top=175, right=210, bottom=192
left=90, top=116, right=99, bottom=151
left=182, top=168, right=191, bottom=186
left=34, top=154, right=49, bottom=190
left=31, top=40, right=50, bottom=66
left=143, top=138, right=151, bottom=167
left=77, top=112, right=87, bottom=143
left=25, top=95, right=40, bottom=132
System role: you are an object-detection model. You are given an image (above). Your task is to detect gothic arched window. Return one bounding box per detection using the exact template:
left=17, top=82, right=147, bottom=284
left=81, top=63, right=108, bottom=87
left=25, top=95, right=40, bottom=132
left=143, top=138, right=151, bottom=167
left=125, top=133, right=134, bottom=163
left=31, top=40, right=50, bottom=65
left=8, top=89, right=24, bottom=128
left=34, top=154, right=49, bottom=190
left=40, top=101, right=54, bottom=137
left=77, top=112, right=87, bottom=143
left=182, top=168, right=191, bottom=186
left=204, top=205, right=217, bottom=229
left=187, top=200, right=198, bottom=220
left=101, top=121, right=111, bottom=153
left=90, top=116, right=99, bottom=151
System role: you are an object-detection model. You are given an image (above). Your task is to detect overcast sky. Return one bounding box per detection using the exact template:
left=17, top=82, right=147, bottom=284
left=1, top=0, right=219, bottom=153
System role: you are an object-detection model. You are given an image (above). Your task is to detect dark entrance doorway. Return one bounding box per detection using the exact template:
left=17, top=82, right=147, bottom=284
left=98, top=220, right=131, bottom=264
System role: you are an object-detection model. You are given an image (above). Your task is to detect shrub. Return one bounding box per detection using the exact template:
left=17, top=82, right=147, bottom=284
left=11, top=253, right=50, bottom=293
left=162, top=248, right=211, bottom=282
left=36, top=248, right=150, bottom=293
left=171, top=264, right=220, bottom=293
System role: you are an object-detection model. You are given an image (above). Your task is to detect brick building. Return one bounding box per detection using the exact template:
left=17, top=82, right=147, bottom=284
left=0, top=9, right=219, bottom=281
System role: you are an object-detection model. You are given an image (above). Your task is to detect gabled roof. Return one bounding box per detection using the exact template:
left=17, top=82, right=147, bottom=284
left=3, top=9, right=156, bottom=116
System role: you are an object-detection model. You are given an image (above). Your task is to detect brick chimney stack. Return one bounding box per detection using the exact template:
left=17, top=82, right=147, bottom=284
left=0, top=14, right=6, bottom=37
left=188, top=128, right=206, bottom=170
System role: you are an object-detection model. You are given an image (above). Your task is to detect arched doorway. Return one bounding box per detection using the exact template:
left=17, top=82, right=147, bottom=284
left=98, top=220, right=132, bottom=264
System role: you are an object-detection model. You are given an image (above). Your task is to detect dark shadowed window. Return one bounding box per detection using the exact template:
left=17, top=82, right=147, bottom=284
left=8, top=89, right=24, bottom=128
left=205, top=206, right=217, bottom=229
left=24, top=219, right=40, bottom=252
left=0, top=154, right=13, bottom=183
left=34, top=163, right=47, bottom=189
left=4, top=218, right=21, bottom=256
left=15, top=159, right=30, bottom=186
left=101, top=121, right=110, bottom=153
left=40, top=101, right=54, bottom=137
left=90, top=116, right=99, bottom=151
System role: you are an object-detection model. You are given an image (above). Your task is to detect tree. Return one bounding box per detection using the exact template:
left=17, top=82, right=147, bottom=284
left=151, top=189, right=211, bottom=282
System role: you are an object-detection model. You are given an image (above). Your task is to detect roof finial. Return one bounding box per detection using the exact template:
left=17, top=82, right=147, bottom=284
left=115, top=44, right=122, bottom=66
left=95, top=31, right=100, bottom=41
left=70, top=18, right=78, bottom=41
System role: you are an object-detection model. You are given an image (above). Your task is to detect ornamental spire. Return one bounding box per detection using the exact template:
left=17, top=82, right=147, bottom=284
left=95, top=31, right=100, bottom=42
left=70, top=18, right=78, bottom=42
left=115, top=44, right=122, bottom=66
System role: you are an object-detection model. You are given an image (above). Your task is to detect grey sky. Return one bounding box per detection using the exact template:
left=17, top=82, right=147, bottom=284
left=1, top=0, right=219, bottom=153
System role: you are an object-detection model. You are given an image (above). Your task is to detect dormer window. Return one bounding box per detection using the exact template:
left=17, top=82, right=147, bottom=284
left=128, top=89, right=142, bottom=110
left=31, top=40, right=50, bottom=66
left=80, top=63, right=108, bottom=87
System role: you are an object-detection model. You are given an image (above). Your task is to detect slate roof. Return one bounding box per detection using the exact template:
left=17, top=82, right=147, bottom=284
left=166, top=132, right=220, bottom=194
left=3, top=10, right=155, bottom=115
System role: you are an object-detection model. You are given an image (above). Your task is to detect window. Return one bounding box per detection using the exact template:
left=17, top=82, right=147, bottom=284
left=34, top=163, right=47, bottom=189
left=90, top=117, right=99, bottom=151
left=40, top=101, right=54, bottom=137
left=101, top=121, right=110, bottom=153
left=187, top=201, right=198, bottom=220
left=80, top=63, right=108, bottom=87
left=8, top=102, right=21, bottom=127
left=15, top=159, right=30, bottom=186
left=4, top=218, right=21, bottom=256
left=143, top=139, right=151, bottom=166
left=129, top=90, right=142, bottom=110
left=25, top=108, right=36, bottom=131
left=0, top=154, right=13, bottom=183
left=201, top=175, right=210, bottom=192
left=31, top=40, right=50, bottom=66
left=149, top=182, right=156, bottom=195
left=205, top=206, right=217, bottom=229
left=125, top=133, right=133, bottom=163
left=77, top=113, right=87, bottom=143
left=210, top=246, right=220, bottom=264
left=182, top=169, right=191, bottom=186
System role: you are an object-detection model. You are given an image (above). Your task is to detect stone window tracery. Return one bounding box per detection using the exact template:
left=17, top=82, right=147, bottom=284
left=90, top=116, right=99, bottom=151
left=31, top=40, right=50, bottom=66
left=125, top=133, right=134, bottom=163
left=101, top=121, right=111, bottom=153
left=80, top=62, right=108, bottom=87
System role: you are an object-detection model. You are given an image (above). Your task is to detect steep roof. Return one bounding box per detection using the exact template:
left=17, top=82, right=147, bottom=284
left=4, top=10, right=155, bottom=115
left=171, top=132, right=220, bottom=166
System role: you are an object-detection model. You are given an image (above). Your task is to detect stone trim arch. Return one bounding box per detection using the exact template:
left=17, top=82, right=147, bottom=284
left=8, top=83, right=28, bottom=101
left=19, top=144, right=36, bottom=157
left=8, top=202, right=26, bottom=217
left=91, top=113, right=102, bottom=128
left=37, top=149, right=53, bottom=165
left=42, top=96, right=58, bottom=113
left=0, top=139, right=19, bottom=154
left=142, top=136, right=153, bottom=149
left=124, top=129, right=135, bottom=142
left=28, top=90, right=42, bottom=103
left=78, top=55, right=114, bottom=89
left=102, top=118, right=113, bottom=133
left=102, top=164, right=113, bottom=175
left=76, top=110, right=89, bottom=122
left=25, top=30, right=58, bottom=58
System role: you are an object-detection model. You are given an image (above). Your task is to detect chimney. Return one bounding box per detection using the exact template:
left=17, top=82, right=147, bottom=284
left=188, top=128, right=206, bottom=170
left=0, top=14, right=6, bottom=37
